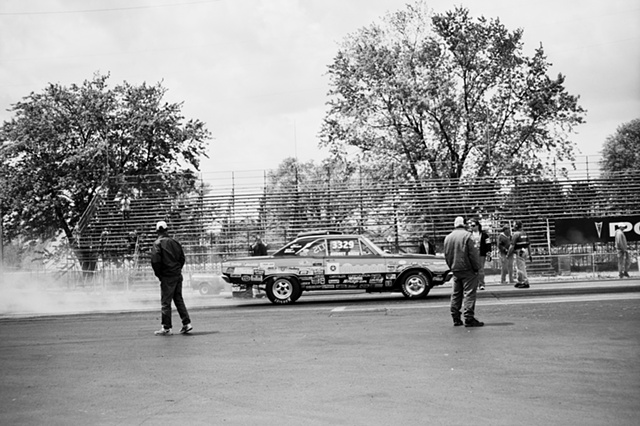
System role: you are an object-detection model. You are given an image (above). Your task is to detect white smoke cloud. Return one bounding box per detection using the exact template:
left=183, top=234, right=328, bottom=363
left=0, top=271, right=232, bottom=318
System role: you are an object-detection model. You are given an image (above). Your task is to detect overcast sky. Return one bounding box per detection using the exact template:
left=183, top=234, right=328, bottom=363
left=1, top=0, right=638, bottom=177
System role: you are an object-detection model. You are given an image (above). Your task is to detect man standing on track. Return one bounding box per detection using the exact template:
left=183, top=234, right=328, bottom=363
left=498, top=224, right=514, bottom=285
left=151, top=220, right=193, bottom=336
left=444, top=216, right=484, bottom=327
left=615, top=225, right=631, bottom=278
left=508, top=220, right=531, bottom=288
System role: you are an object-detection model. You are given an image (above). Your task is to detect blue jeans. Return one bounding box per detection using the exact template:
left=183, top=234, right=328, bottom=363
left=160, top=275, right=190, bottom=329
left=450, top=270, right=479, bottom=321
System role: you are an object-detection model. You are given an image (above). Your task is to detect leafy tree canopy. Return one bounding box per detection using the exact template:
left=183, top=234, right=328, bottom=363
left=320, top=3, right=585, bottom=182
left=600, top=118, right=640, bottom=176
left=0, top=72, right=211, bottom=243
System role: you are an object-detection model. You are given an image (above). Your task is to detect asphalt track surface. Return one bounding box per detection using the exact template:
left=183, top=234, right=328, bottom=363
left=1, top=278, right=639, bottom=426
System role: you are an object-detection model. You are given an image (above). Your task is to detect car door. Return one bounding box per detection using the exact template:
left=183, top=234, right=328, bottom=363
left=324, top=237, right=373, bottom=289
left=291, top=238, right=329, bottom=289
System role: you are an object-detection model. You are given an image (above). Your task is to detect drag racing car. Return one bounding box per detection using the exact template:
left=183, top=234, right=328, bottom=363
left=189, top=273, right=227, bottom=296
left=221, top=231, right=452, bottom=304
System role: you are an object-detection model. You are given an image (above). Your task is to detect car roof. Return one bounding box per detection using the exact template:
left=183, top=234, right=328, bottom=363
left=296, top=230, right=343, bottom=238
left=293, top=234, right=368, bottom=242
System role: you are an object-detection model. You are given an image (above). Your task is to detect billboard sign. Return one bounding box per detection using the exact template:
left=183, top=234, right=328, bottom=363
left=555, top=216, right=640, bottom=244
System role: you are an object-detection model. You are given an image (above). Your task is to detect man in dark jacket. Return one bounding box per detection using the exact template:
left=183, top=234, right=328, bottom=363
left=497, top=224, right=514, bottom=284
left=444, top=216, right=484, bottom=327
left=469, top=219, right=492, bottom=290
left=418, top=234, right=436, bottom=255
left=151, top=221, right=192, bottom=335
left=250, top=235, right=268, bottom=256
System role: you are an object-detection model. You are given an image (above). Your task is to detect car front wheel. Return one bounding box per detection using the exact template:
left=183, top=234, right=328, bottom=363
left=400, top=272, right=431, bottom=299
left=265, top=277, right=302, bottom=304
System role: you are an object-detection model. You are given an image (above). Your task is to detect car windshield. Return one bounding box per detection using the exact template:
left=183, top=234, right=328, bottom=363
left=358, top=236, right=386, bottom=256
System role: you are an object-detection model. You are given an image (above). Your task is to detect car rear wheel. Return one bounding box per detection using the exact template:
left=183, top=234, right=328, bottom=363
left=265, top=277, right=302, bottom=304
left=400, top=272, right=431, bottom=299
left=198, top=283, right=212, bottom=296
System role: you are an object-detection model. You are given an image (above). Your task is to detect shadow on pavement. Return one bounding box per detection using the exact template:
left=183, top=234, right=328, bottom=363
left=181, top=331, right=220, bottom=336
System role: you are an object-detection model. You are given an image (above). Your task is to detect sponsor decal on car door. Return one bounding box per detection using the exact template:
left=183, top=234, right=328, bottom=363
left=324, top=237, right=387, bottom=288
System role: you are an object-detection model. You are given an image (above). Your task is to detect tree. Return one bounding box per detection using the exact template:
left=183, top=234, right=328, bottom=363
left=600, top=118, right=640, bottom=175
left=263, top=157, right=358, bottom=237
left=0, top=73, right=210, bottom=266
left=320, top=3, right=585, bottom=182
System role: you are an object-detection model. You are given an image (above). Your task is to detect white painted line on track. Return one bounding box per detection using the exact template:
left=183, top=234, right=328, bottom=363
left=485, top=293, right=640, bottom=305
left=330, top=293, right=640, bottom=313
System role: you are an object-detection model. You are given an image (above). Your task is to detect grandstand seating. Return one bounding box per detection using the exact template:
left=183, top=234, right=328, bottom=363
left=73, top=166, right=640, bottom=284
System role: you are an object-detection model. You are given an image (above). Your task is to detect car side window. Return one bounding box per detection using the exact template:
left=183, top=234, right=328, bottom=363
left=297, top=239, right=326, bottom=257
left=328, top=238, right=361, bottom=256
left=359, top=240, right=375, bottom=255
left=277, top=238, right=314, bottom=256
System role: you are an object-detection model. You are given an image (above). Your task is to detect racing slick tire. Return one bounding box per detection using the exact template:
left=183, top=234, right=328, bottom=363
left=265, top=277, right=302, bottom=304
left=400, top=272, right=431, bottom=299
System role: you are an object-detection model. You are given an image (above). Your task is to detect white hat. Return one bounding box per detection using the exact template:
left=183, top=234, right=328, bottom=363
left=454, top=216, right=465, bottom=228
left=155, top=220, right=168, bottom=231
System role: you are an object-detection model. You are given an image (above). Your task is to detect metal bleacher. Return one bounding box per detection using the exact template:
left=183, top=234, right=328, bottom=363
left=71, top=160, right=640, bottom=285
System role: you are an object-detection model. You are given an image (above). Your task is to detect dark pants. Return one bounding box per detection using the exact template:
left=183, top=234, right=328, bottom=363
left=160, top=275, right=190, bottom=329
left=450, top=270, right=479, bottom=321
left=617, top=250, right=630, bottom=275
left=500, top=253, right=514, bottom=283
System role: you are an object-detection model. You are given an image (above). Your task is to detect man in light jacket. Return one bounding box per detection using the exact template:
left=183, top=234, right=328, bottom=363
left=444, top=216, right=484, bottom=327
left=497, top=224, right=514, bottom=284
left=615, top=225, right=630, bottom=278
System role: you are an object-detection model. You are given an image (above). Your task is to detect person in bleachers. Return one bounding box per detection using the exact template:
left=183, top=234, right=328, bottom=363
left=99, top=227, right=111, bottom=261
left=120, top=195, right=131, bottom=221
left=126, top=230, right=138, bottom=256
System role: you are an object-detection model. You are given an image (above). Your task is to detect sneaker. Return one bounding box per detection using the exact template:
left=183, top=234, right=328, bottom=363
left=154, top=328, right=172, bottom=336
left=465, top=318, right=484, bottom=327
left=453, top=318, right=463, bottom=327
left=623, top=272, right=630, bottom=278
left=479, top=285, right=485, bottom=290
left=179, top=324, right=193, bottom=334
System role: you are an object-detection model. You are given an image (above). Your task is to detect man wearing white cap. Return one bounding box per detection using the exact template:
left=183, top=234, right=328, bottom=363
left=151, top=220, right=192, bottom=335
left=444, top=216, right=484, bottom=327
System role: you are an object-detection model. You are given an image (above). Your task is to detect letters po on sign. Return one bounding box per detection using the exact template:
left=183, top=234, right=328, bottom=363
left=609, top=222, right=640, bottom=237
